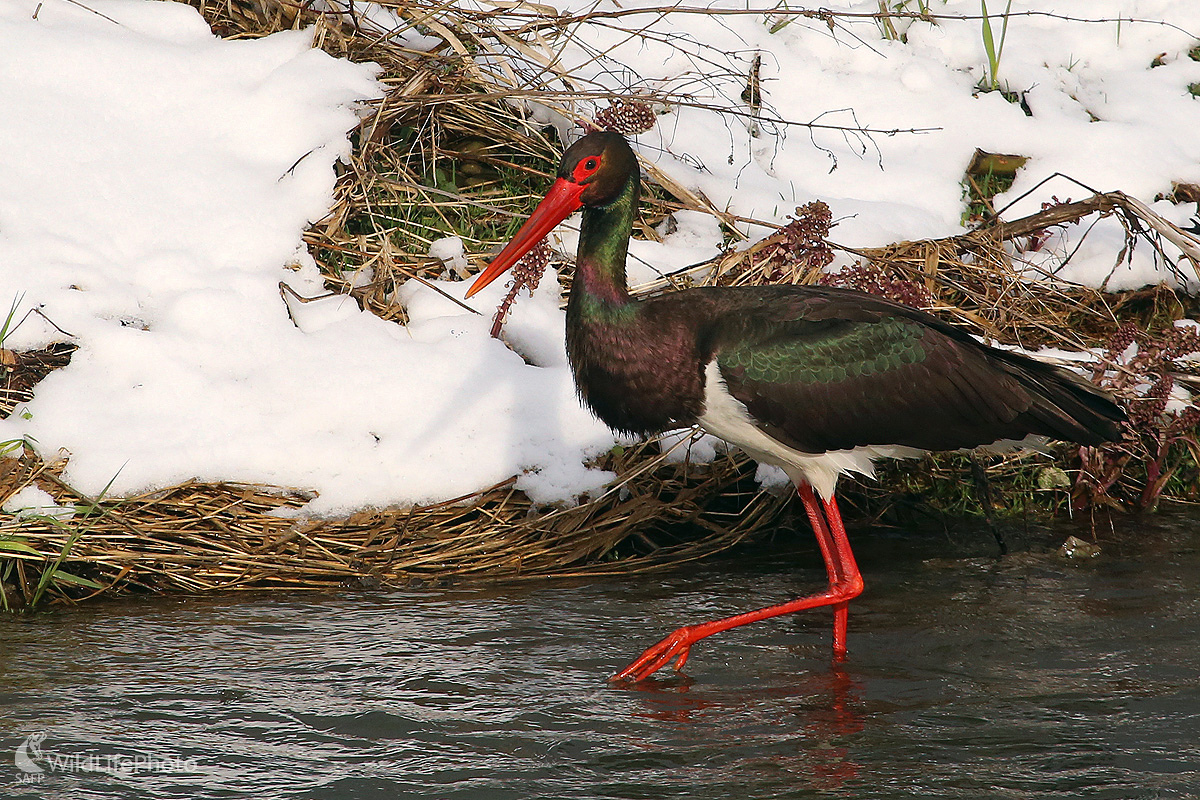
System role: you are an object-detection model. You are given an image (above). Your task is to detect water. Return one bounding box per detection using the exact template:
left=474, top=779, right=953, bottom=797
left=2, top=512, right=1198, bottom=798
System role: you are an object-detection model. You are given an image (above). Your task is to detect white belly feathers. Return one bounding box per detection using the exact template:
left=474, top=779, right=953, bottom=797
left=696, top=360, right=923, bottom=500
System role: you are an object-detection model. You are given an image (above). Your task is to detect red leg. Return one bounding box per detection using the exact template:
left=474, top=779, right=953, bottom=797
left=797, top=483, right=843, bottom=586
left=612, top=482, right=865, bottom=683
left=815, top=488, right=861, bottom=661
left=796, top=484, right=852, bottom=660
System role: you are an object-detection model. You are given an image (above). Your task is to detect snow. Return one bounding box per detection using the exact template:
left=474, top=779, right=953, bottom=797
left=0, top=0, right=1198, bottom=516
left=429, top=236, right=470, bottom=280
left=2, top=485, right=74, bottom=521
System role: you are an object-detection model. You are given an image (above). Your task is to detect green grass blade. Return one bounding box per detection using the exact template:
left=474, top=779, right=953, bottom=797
left=47, top=569, right=103, bottom=590
left=0, top=539, right=42, bottom=556
left=980, top=0, right=997, bottom=90
left=0, top=294, right=23, bottom=347
left=26, top=471, right=122, bottom=607
left=980, top=0, right=1014, bottom=92
left=996, top=0, right=1012, bottom=71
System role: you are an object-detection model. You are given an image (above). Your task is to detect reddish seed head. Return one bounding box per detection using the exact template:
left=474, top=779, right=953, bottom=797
left=489, top=241, right=552, bottom=339
left=510, top=240, right=551, bottom=294
left=594, top=99, right=657, bottom=135
left=1106, top=321, right=1140, bottom=359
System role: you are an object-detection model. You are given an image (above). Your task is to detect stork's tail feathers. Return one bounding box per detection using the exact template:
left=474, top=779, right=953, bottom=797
left=996, top=352, right=1126, bottom=445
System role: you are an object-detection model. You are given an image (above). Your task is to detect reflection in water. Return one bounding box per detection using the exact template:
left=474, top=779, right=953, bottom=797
left=623, top=665, right=864, bottom=794
left=806, top=667, right=864, bottom=792
left=0, top=513, right=1198, bottom=798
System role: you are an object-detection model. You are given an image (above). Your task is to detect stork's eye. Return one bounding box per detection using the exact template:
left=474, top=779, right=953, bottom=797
left=572, top=155, right=603, bottom=182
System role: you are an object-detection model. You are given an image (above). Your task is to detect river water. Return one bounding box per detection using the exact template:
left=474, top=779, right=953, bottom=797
left=1, top=511, right=1198, bottom=798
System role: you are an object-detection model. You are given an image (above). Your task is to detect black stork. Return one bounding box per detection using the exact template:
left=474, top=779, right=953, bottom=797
left=465, top=131, right=1126, bottom=683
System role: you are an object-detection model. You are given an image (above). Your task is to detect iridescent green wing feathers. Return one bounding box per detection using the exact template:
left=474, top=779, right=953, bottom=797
left=719, top=317, right=928, bottom=386
left=712, top=311, right=1100, bottom=455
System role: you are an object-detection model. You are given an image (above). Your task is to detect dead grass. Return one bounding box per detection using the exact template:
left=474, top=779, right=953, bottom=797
left=0, top=436, right=788, bottom=604
left=1, top=343, right=76, bottom=420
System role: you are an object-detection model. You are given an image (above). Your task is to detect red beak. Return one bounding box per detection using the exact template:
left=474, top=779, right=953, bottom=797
left=465, top=178, right=585, bottom=299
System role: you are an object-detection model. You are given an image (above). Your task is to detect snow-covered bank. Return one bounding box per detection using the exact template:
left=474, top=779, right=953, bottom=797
left=2, top=0, right=1198, bottom=517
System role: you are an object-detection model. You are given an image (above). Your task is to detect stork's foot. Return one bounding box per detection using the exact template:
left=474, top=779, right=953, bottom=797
left=611, top=486, right=863, bottom=684
left=610, top=625, right=699, bottom=683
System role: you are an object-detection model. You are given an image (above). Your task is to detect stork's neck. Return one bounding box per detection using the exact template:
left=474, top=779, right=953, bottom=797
left=569, top=171, right=639, bottom=315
